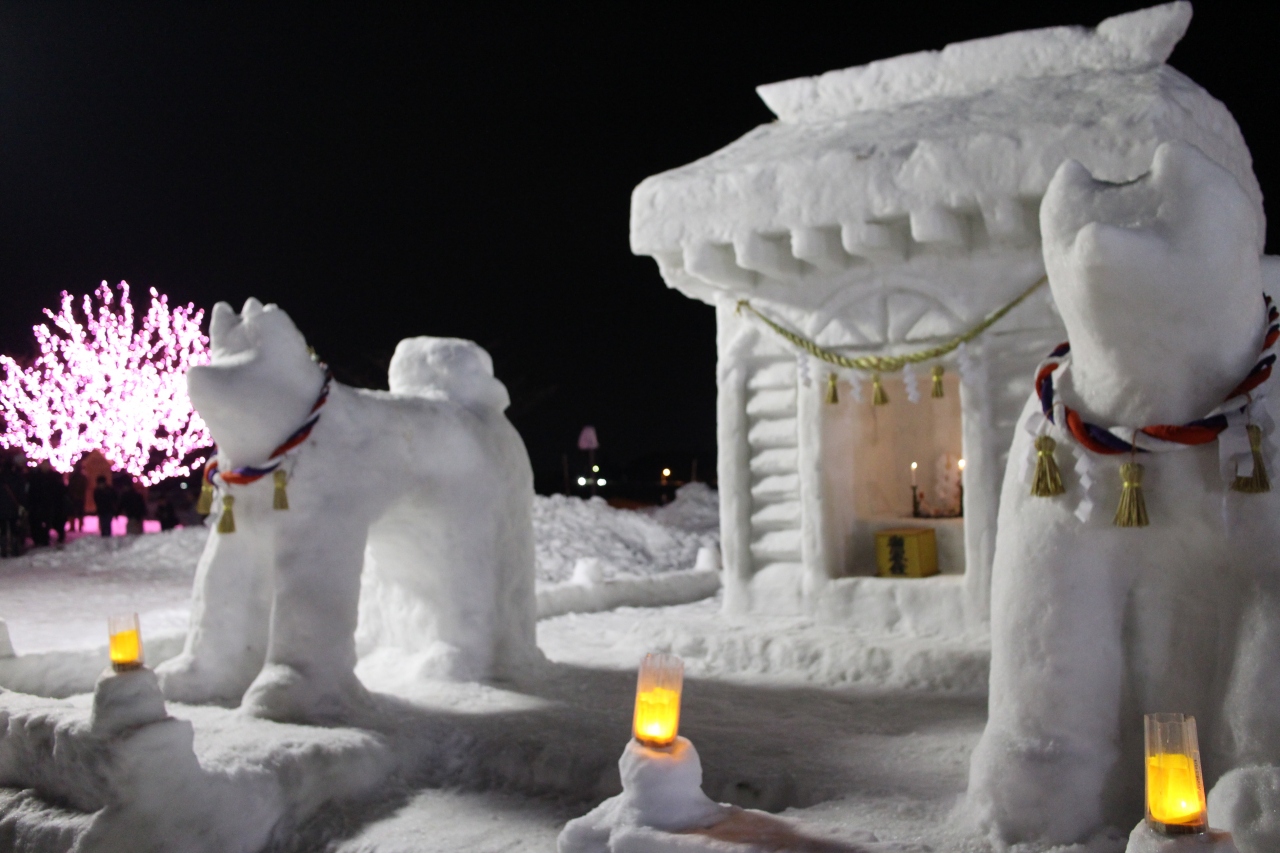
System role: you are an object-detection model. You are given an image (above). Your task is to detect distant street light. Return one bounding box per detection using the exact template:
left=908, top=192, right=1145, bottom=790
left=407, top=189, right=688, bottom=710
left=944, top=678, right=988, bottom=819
left=578, top=426, right=600, bottom=496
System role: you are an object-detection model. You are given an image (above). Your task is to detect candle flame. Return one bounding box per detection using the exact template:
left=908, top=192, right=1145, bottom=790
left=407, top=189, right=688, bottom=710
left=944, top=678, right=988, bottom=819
left=1148, top=753, right=1204, bottom=825
left=109, top=628, right=142, bottom=668
left=634, top=686, right=680, bottom=747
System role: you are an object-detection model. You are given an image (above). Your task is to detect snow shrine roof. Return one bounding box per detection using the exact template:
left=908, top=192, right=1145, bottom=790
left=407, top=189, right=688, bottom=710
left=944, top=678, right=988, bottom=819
left=630, top=3, right=1263, bottom=307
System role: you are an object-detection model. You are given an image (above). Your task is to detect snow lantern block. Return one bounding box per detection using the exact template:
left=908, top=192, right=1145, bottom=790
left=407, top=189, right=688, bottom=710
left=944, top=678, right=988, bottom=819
left=108, top=612, right=144, bottom=671
left=633, top=652, right=684, bottom=749
left=875, top=528, right=938, bottom=578
left=1146, top=714, right=1208, bottom=836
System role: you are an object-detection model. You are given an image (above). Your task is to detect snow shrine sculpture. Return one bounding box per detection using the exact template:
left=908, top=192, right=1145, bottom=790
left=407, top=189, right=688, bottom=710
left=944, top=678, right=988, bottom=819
left=628, top=2, right=1262, bottom=633
left=157, top=298, right=538, bottom=720
left=967, top=142, right=1280, bottom=852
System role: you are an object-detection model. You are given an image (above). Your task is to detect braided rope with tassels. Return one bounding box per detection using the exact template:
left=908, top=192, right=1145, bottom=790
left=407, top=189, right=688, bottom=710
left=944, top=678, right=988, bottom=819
left=735, top=274, right=1048, bottom=374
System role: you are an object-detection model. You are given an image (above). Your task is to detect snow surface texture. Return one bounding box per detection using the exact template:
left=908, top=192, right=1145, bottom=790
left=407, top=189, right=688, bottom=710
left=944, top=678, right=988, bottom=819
left=1, top=596, right=991, bottom=853
left=967, top=142, right=1280, bottom=853
left=757, top=3, right=1191, bottom=122
left=155, top=299, right=539, bottom=722
left=558, top=737, right=727, bottom=851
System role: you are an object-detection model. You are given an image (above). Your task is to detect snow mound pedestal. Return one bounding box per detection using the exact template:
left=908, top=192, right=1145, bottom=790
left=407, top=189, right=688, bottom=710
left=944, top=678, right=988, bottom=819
left=560, top=737, right=870, bottom=853
left=1125, top=823, right=1238, bottom=853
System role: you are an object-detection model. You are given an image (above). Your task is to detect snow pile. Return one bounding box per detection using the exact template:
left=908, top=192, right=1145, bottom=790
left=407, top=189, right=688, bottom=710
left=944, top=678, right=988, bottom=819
left=533, top=485, right=719, bottom=585
left=642, top=482, right=720, bottom=533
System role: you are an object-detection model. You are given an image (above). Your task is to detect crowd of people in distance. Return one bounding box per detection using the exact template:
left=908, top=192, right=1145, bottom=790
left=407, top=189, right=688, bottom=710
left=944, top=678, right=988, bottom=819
left=0, top=453, right=184, bottom=558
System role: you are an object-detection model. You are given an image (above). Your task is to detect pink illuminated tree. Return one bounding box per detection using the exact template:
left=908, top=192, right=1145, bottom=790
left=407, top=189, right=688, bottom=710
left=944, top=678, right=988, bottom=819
left=0, top=281, right=212, bottom=485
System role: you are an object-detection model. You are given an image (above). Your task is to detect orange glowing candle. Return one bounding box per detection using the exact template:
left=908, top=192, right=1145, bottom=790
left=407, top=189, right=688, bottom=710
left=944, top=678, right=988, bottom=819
left=108, top=613, right=144, bottom=672
left=633, top=652, right=683, bottom=749
left=1145, top=713, right=1207, bottom=835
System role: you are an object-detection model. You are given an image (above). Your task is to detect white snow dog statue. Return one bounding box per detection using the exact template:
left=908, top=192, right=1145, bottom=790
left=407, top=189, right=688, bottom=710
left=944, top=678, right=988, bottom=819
left=967, top=141, right=1280, bottom=853
left=157, top=298, right=539, bottom=722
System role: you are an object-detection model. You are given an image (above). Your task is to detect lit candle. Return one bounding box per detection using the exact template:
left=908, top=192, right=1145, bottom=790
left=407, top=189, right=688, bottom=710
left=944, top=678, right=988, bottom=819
left=1145, top=713, right=1207, bottom=835
left=957, top=458, right=966, bottom=473
left=633, top=652, right=684, bottom=749
left=108, top=613, right=144, bottom=671
left=910, top=461, right=918, bottom=487
left=1147, top=753, right=1204, bottom=824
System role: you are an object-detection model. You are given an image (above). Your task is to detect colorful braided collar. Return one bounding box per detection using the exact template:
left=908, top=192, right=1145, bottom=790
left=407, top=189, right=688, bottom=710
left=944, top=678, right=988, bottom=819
left=204, top=365, right=333, bottom=488
left=1035, top=296, right=1279, bottom=455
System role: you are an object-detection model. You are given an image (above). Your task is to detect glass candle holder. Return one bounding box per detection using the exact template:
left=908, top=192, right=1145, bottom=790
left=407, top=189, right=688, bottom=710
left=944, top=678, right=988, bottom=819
left=1145, top=713, right=1208, bottom=835
left=108, top=613, right=144, bottom=672
left=632, top=652, right=684, bottom=749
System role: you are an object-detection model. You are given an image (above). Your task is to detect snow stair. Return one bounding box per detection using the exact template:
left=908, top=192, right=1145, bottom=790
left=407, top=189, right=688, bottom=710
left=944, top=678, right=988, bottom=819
left=745, top=358, right=803, bottom=598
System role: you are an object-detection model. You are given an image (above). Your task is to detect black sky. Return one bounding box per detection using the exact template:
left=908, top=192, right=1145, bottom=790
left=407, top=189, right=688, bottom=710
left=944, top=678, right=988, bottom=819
left=0, top=2, right=1276, bottom=491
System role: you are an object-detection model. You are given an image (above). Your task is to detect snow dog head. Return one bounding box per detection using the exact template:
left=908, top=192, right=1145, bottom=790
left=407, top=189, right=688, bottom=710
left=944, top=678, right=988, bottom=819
left=165, top=299, right=538, bottom=723
left=1040, top=140, right=1265, bottom=426
left=187, top=298, right=326, bottom=470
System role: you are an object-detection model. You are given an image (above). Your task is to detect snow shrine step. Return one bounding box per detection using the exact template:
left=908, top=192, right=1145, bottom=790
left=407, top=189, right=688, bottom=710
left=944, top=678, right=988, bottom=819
left=745, top=388, right=796, bottom=418
left=750, top=500, right=801, bottom=530
left=750, top=474, right=799, bottom=501
left=750, top=529, right=803, bottom=563
left=745, top=359, right=796, bottom=391
left=749, top=447, right=798, bottom=475
left=746, top=416, right=798, bottom=449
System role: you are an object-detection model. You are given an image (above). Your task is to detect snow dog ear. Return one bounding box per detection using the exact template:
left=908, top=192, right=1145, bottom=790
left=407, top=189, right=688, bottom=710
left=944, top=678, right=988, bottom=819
left=208, top=302, right=250, bottom=360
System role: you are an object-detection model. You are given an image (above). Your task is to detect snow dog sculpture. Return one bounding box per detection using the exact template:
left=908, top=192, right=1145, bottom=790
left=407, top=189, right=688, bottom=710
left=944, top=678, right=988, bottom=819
left=967, top=141, right=1280, bottom=852
left=157, top=298, right=538, bottom=722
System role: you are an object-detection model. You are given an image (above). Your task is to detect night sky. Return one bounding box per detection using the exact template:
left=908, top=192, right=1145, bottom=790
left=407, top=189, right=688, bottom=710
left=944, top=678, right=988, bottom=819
left=0, top=2, right=1276, bottom=492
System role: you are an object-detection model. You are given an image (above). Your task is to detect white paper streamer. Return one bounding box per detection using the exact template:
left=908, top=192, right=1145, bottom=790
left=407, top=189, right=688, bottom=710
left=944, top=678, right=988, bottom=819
left=1073, top=442, right=1095, bottom=523
left=1218, top=410, right=1253, bottom=482
left=957, top=341, right=976, bottom=386
left=1020, top=412, right=1049, bottom=488
left=902, top=363, right=921, bottom=403
left=796, top=353, right=812, bottom=388
left=848, top=371, right=864, bottom=403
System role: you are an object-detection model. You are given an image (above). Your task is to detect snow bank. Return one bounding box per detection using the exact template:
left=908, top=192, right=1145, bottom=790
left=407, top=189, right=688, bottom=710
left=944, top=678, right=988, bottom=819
left=533, top=485, right=719, bottom=585
left=537, top=571, right=721, bottom=621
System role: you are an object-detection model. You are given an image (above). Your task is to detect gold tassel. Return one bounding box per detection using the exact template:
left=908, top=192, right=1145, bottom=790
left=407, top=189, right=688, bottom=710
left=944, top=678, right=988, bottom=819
left=931, top=365, right=945, bottom=399
left=1232, top=424, right=1271, bottom=494
left=1030, top=435, right=1066, bottom=497
left=825, top=372, right=839, bottom=405
left=872, top=373, right=888, bottom=406
left=217, top=494, right=236, bottom=534
left=196, top=480, right=214, bottom=515
left=1114, top=462, right=1149, bottom=528
left=273, top=469, right=290, bottom=509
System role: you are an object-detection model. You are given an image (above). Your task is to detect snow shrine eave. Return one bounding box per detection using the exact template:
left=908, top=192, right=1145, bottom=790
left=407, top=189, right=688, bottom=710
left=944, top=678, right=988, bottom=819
left=629, top=4, right=1263, bottom=311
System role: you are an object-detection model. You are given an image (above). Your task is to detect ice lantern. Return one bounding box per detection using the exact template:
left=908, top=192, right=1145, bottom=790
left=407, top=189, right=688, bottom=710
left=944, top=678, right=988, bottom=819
left=633, top=652, right=683, bottom=748
left=1145, top=713, right=1208, bottom=835
left=108, top=612, right=144, bottom=671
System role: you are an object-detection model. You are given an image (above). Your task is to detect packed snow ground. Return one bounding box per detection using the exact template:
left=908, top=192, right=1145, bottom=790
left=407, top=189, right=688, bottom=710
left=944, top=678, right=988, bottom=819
left=0, top=485, right=1016, bottom=853
left=0, top=485, right=720, bottom=657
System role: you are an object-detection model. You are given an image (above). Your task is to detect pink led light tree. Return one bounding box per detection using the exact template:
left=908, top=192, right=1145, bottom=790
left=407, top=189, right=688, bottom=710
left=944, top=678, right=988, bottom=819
left=0, top=281, right=211, bottom=485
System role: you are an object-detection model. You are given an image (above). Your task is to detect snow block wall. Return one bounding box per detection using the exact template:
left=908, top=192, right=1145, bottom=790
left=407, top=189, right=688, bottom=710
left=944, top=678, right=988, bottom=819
left=157, top=299, right=539, bottom=722
left=629, top=2, right=1261, bottom=630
